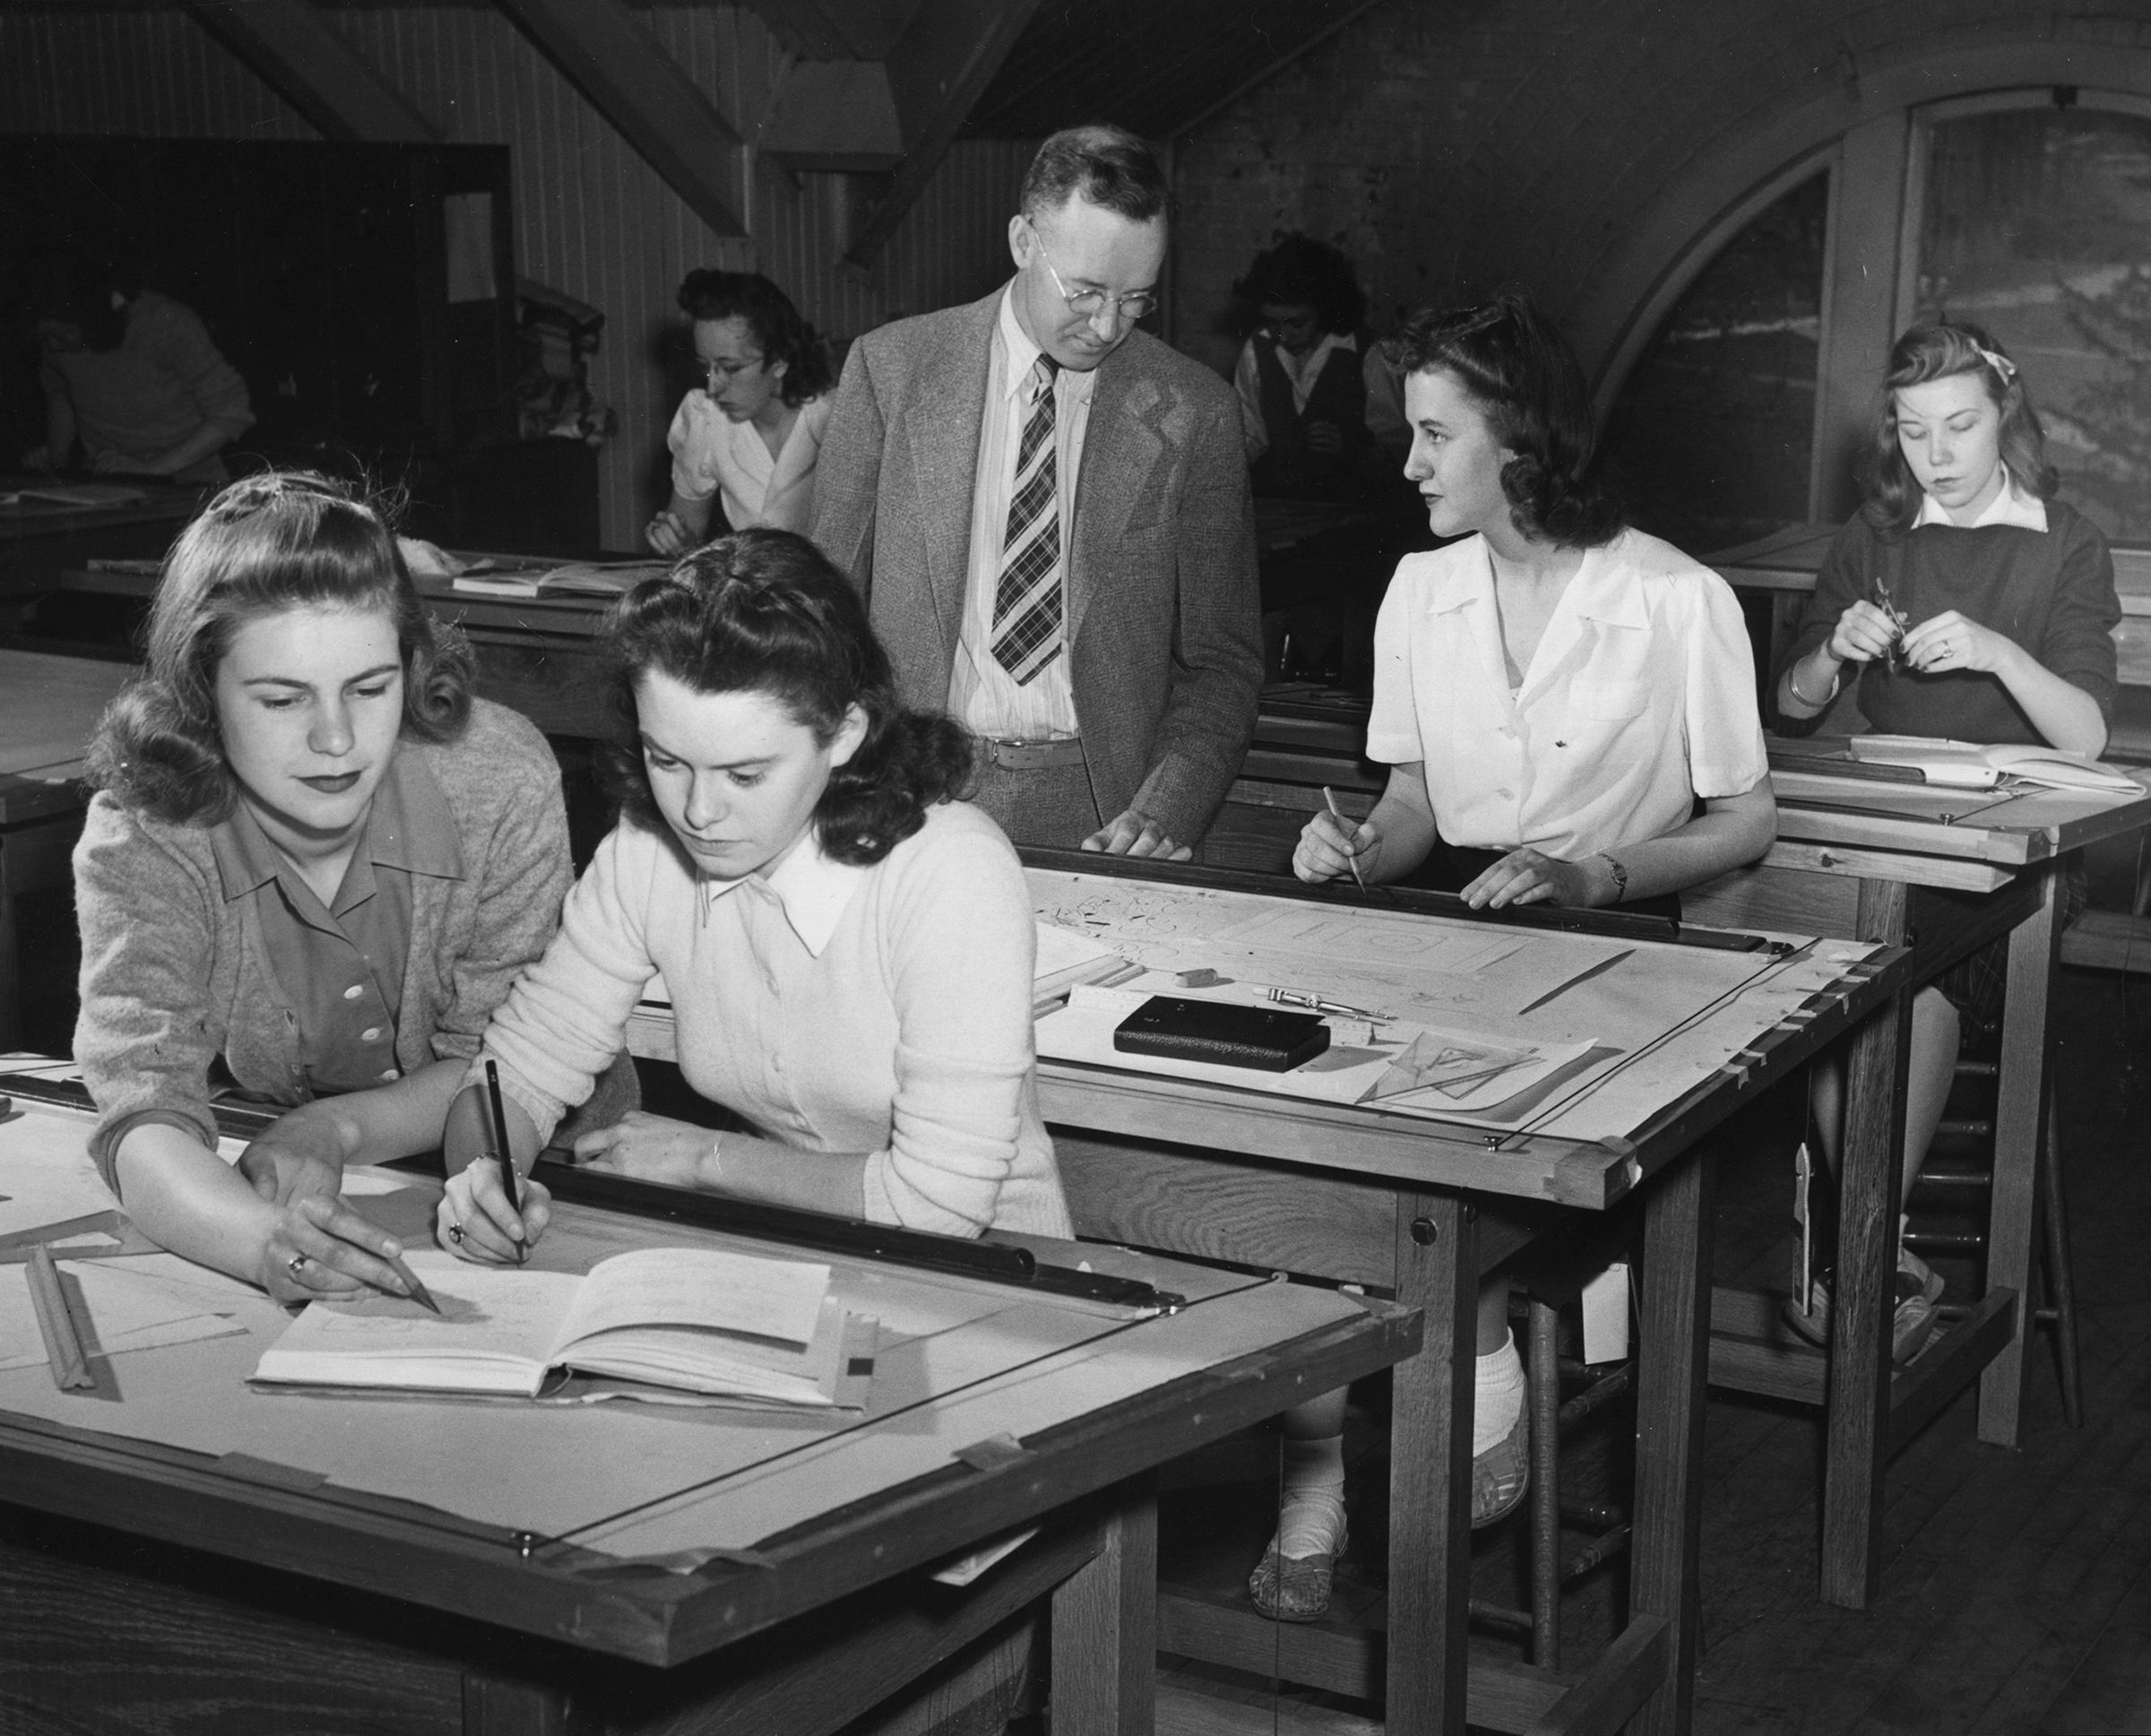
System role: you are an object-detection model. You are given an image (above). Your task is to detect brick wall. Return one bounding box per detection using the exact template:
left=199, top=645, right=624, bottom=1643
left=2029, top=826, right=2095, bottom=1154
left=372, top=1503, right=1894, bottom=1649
left=1172, top=0, right=2151, bottom=381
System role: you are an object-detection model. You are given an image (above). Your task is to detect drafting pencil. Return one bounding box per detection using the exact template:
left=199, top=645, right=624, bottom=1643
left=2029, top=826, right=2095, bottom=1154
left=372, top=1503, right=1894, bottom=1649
left=1322, top=786, right=1368, bottom=892
left=485, top=1059, right=524, bottom=1261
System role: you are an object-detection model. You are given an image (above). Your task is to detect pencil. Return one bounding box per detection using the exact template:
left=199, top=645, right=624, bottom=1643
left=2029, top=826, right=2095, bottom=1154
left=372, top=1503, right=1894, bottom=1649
left=1322, top=786, right=1368, bottom=892
left=383, top=1250, right=442, bottom=1314
left=485, top=1059, right=524, bottom=1262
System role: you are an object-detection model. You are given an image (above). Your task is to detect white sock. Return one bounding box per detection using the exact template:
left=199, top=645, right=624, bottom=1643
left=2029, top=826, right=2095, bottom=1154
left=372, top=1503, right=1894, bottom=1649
left=1474, top=1332, right=1526, bottom=1457
left=1275, top=1431, right=1346, bottom=1559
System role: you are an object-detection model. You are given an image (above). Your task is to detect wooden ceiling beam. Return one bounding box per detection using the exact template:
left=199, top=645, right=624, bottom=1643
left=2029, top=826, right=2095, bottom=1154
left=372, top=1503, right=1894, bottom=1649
left=843, top=0, right=1041, bottom=270
left=187, top=0, right=438, bottom=143
left=495, top=0, right=746, bottom=237
left=739, top=0, right=920, bottom=62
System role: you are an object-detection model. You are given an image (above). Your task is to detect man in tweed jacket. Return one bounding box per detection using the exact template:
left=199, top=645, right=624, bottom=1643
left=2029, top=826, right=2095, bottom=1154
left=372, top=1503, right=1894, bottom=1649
left=812, top=125, right=1263, bottom=856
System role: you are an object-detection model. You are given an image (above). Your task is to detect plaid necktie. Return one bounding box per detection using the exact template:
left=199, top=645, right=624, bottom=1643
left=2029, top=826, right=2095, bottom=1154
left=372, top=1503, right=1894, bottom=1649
left=989, top=355, right=1063, bottom=684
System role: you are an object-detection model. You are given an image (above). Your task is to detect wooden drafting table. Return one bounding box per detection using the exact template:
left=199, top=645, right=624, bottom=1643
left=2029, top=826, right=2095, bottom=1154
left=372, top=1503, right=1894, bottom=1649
left=1686, top=752, right=2151, bottom=1608
left=1016, top=855, right=1910, bottom=1736
left=0, top=1088, right=1413, bottom=1735
left=0, top=648, right=134, bottom=1049
left=0, top=478, right=203, bottom=626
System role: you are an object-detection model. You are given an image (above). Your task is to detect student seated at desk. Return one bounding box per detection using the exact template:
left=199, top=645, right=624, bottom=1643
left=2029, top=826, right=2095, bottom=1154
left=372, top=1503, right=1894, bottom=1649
left=1775, top=321, right=2121, bottom=1360
left=435, top=529, right=1074, bottom=1262
left=1271, top=289, right=1776, bottom=1621
left=73, top=472, right=618, bottom=1305
left=645, top=271, right=834, bottom=554
left=22, top=253, right=255, bottom=486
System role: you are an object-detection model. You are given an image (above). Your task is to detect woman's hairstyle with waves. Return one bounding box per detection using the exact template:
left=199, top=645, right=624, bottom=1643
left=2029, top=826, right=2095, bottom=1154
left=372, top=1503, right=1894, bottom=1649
left=1861, top=321, right=2056, bottom=536
left=82, top=471, right=476, bottom=825
left=676, top=270, right=833, bottom=405
left=600, top=529, right=972, bottom=866
left=1233, top=233, right=1368, bottom=336
left=1386, top=287, right=1624, bottom=548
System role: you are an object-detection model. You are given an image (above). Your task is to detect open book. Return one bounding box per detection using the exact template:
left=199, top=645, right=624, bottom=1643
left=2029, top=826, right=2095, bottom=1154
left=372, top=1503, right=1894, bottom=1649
left=1847, top=735, right=2141, bottom=794
left=450, top=558, right=671, bottom=599
left=253, top=1247, right=876, bottom=1406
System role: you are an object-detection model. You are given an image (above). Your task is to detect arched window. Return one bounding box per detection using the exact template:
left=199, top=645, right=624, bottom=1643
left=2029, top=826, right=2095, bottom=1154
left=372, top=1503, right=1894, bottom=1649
left=1599, top=174, right=1827, bottom=556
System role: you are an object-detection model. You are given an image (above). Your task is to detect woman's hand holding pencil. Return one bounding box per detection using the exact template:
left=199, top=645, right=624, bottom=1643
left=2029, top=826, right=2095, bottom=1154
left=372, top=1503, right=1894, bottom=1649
left=1294, top=788, right=1381, bottom=887
left=436, top=1067, right=551, bottom=1265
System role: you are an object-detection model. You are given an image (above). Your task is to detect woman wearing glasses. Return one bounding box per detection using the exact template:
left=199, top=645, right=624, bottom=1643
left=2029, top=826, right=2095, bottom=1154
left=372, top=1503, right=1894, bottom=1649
left=645, top=271, right=834, bottom=553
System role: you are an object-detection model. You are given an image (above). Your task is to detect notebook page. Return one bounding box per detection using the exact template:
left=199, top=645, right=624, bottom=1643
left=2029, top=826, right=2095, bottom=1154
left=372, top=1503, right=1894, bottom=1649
left=550, top=1248, right=829, bottom=1360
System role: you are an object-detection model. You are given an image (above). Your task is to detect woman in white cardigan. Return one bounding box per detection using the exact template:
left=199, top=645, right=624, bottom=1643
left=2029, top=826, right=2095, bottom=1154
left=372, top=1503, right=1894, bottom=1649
left=435, top=529, right=1072, bottom=1260
left=645, top=271, right=833, bottom=549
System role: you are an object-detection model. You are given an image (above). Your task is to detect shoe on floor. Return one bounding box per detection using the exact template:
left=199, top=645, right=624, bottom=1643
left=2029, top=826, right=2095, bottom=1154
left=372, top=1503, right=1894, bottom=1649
left=1472, top=1404, right=1529, bottom=1529
left=1782, top=1251, right=1946, bottom=1365
left=1248, top=1527, right=1347, bottom=1622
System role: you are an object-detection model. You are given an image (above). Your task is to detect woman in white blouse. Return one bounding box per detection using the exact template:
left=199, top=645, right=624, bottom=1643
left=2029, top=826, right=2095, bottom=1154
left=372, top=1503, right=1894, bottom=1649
left=434, top=529, right=1072, bottom=1261
left=1254, top=289, right=1776, bottom=1623
left=645, top=272, right=834, bottom=551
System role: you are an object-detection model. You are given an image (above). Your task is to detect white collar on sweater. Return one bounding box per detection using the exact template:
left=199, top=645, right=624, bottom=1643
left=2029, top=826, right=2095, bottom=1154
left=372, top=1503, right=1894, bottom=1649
left=698, top=828, right=867, bottom=956
left=1914, top=464, right=2048, bottom=532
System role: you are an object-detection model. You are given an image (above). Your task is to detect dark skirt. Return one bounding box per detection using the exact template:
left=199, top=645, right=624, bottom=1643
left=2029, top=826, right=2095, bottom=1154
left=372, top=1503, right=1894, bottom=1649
left=1935, top=858, right=2089, bottom=1045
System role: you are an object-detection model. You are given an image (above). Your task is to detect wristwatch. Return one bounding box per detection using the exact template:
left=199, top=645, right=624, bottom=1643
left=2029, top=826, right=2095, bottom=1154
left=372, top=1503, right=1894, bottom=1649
left=1594, top=851, right=1629, bottom=905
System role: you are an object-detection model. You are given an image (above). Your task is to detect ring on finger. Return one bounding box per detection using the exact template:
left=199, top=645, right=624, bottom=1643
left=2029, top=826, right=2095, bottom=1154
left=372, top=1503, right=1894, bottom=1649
left=288, top=1252, right=307, bottom=1282
left=447, top=1221, right=465, bottom=1246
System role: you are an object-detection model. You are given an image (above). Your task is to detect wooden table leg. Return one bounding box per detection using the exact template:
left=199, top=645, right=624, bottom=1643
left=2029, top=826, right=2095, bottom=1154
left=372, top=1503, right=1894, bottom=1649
left=1050, top=1473, right=1157, bottom=1736
left=1385, top=1188, right=1477, bottom=1735
left=1980, top=862, right=2061, bottom=1447
left=1820, top=981, right=1910, bottom=1610
left=1626, top=1143, right=1717, bottom=1736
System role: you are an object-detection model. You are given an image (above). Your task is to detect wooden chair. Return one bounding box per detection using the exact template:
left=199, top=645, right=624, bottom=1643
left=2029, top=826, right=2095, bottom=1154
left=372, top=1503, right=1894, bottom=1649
left=1905, top=1058, right=2082, bottom=1427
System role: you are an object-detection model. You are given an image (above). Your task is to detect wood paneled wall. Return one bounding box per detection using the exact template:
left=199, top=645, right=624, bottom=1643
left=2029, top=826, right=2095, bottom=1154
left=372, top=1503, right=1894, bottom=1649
left=1, top=4, right=1034, bottom=548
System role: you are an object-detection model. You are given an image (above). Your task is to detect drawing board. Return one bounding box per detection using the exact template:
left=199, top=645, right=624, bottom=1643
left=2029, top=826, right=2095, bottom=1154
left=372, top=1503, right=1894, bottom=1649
left=0, top=1100, right=1325, bottom=1568
left=1030, top=868, right=1885, bottom=1144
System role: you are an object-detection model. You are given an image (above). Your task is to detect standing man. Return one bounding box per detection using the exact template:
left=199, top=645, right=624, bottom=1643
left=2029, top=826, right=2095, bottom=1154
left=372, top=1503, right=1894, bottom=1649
left=813, top=125, right=1263, bottom=856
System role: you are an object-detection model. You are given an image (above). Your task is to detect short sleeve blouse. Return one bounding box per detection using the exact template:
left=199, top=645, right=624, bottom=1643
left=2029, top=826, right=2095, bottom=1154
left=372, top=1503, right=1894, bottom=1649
left=1365, top=528, right=1767, bottom=859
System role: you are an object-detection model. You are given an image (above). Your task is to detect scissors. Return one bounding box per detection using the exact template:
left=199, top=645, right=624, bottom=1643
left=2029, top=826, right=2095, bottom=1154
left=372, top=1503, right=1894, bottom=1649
left=1872, top=573, right=1912, bottom=672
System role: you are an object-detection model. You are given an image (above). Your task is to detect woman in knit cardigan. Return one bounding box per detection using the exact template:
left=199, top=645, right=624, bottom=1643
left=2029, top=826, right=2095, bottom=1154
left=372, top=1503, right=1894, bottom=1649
left=435, top=528, right=1073, bottom=1263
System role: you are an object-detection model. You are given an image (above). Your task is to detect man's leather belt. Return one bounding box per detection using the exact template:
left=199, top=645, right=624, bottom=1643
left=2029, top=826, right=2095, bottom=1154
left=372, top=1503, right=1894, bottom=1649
left=980, top=735, right=1086, bottom=771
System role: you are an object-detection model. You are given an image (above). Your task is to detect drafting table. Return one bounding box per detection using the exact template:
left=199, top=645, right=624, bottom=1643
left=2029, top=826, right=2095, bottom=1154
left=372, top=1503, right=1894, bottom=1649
left=1686, top=753, right=2151, bottom=1608
left=0, top=648, right=134, bottom=1049
left=0, top=478, right=202, bottom=632
left=0, top=1087, right=1413, bottom=1735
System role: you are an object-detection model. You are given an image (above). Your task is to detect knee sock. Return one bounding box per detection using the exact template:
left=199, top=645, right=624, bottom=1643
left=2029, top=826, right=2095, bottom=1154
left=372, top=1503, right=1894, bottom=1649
left=1475, top=1331, right=1526, bottom=1457
left=1274, top=1431, right=1347, bottom=1559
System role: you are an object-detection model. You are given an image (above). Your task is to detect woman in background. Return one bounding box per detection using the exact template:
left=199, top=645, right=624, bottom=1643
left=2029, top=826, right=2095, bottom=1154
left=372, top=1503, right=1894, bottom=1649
left=73, top=472, right=611, bottom=1304
left=1231, top=233, right=1404, bottom=497
left=645, top=271, right=834, bottom=552
left=1775, top=320, right=2119, bottom=1362
left=24, top=253, right=254, bottom=484
left=437, top=529, right=1071, bottom=1262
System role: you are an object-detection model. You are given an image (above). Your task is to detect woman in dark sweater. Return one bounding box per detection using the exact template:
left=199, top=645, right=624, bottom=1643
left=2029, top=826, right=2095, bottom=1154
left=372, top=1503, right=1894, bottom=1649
left=1775, top=320, right=2121, bottom=1360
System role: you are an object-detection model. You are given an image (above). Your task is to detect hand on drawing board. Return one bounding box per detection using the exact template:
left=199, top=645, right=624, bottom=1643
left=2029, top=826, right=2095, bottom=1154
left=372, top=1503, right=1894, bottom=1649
left=571, top=1110, right=722, bottom=1191
left=437, top=1156, right=552, bottom=1265
left=1459, top=847, right=1597, bottom=910
left=1082, top=808, right=1193, bottom=860
left=1293, top=808, right=1378, bottom=884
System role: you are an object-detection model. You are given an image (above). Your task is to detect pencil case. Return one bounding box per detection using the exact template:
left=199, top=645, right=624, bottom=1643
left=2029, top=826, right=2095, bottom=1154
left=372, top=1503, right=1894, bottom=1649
left=1112, top=996, right=1330, bottom=1072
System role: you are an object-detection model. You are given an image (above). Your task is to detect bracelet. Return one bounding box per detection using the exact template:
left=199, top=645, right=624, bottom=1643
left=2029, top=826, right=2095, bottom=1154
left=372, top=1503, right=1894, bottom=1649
left=1787, top=661, right=1840, bottom=708
left=1594, top=851, right=1629, bottom=905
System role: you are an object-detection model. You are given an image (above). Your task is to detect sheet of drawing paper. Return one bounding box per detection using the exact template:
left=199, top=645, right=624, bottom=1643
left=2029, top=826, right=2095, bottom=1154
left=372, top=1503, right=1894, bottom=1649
left=0, top=1257, right=246, bottom=1371
left=1033, top=920, right=1125, bottom=979
left=0, top=1109, right=122, bottom=1239
left=1027, top=868, right=1886, bottom=1141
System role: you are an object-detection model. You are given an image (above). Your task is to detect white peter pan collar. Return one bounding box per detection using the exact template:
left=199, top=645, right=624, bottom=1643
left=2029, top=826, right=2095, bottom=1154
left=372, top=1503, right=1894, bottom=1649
left=1914, top=465, right=2048, bottom=532
left=697, top=830, right=868, bottom=957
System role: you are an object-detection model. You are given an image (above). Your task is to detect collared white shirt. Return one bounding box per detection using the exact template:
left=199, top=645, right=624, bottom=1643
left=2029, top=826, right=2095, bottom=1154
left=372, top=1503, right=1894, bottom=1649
left=1365, top=529, right=1768, bottom=860
left=949, top=287, right=1092, bottom=740
left=695, top=828, right=868, bottom=958
left=1913, top=463, right=2049, bottom=533
left=666, top=392, right=832, bottom=535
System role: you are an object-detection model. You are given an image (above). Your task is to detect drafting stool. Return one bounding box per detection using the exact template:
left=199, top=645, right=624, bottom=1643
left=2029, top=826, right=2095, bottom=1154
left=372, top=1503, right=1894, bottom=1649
left=1906, top=1058, right=2082, bottom=1428
left=1476, top=1210, right=1641, bottom=1671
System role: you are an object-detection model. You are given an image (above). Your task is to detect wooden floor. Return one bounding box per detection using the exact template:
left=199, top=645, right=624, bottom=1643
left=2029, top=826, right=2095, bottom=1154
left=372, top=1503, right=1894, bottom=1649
left=18, top=851, right=2151, bottom=1736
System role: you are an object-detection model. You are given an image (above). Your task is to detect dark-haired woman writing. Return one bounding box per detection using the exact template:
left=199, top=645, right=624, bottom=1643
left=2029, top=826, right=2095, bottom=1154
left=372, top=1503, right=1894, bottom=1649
left=645, top=271, right=834, bottom=553
left=1256, top=291, right=1775, bottom=1622
left=73, top=472, right=593, bottom=1304
left=437, top=529, right=1073, bottom=1260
